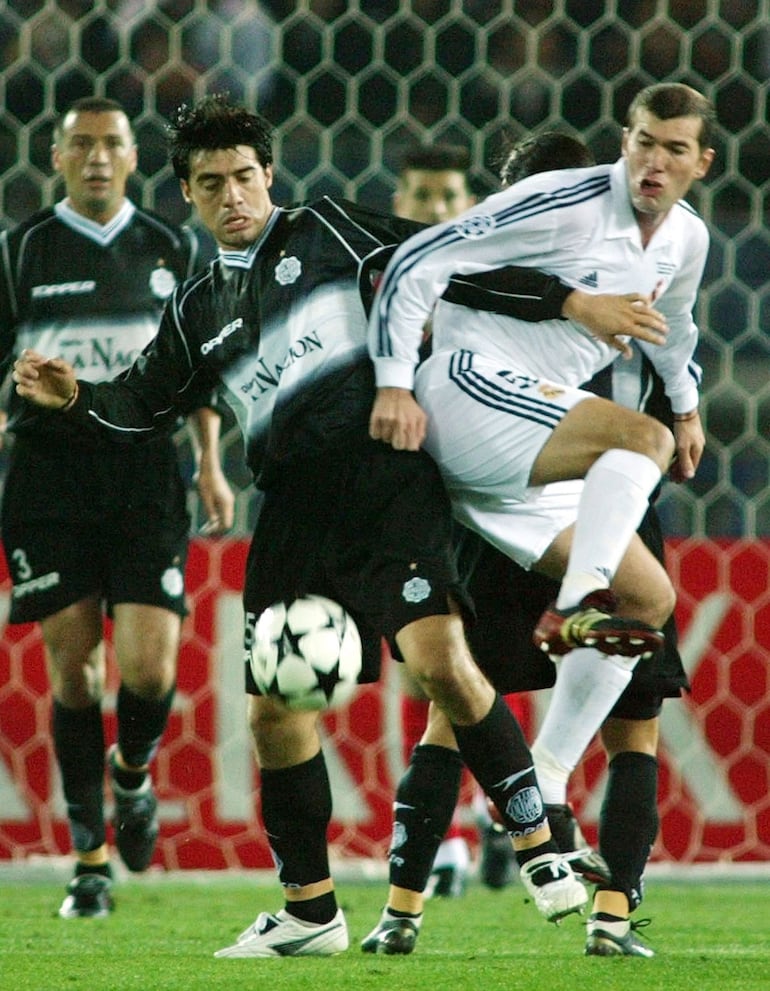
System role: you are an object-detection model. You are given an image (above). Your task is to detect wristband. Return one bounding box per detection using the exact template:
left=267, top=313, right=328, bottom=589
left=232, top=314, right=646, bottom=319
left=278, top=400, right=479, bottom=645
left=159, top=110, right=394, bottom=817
left=60, top=382, right=79, bottom=412
left=673, top=408, right=698, bottom=422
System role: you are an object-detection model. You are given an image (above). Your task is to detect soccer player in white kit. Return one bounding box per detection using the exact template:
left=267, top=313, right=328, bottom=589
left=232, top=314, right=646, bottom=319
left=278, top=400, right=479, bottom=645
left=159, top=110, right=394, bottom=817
left=368, top=82, right=715, bottom=862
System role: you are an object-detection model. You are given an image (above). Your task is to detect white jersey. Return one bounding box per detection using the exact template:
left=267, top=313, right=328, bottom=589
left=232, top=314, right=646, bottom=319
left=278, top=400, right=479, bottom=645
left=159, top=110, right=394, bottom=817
left=369, top=157, right=707, bottom=416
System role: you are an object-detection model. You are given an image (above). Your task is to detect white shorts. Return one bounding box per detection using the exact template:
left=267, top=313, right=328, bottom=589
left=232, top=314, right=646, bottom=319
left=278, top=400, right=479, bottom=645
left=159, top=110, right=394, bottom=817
left=416, top=348, right=591, bottom=568
left=454, top=480, right=584, bottom=570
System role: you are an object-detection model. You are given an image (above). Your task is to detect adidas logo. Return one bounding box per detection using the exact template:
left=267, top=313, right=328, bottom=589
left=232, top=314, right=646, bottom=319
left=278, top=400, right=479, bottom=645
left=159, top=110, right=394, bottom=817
left=579, top=271, right=598, bottom=287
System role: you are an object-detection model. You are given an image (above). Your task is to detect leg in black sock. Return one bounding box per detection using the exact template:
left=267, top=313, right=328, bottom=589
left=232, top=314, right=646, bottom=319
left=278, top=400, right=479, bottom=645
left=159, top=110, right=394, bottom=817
left=452, top=694, right=551, bottom=849
left=116, top=683, right=174, bottom=775
left=52, top=700, right=106, bottom=854
left=598, top=751, right=659, bottom=910
left=389, top=744, right=463, bottom=893
left=259, top=751, right=336, bottom=923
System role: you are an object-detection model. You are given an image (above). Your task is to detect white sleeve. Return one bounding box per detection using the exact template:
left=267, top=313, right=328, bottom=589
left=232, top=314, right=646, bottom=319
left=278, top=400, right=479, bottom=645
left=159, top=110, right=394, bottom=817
left=367, top=184, right=568, bottom=390
left=638, top=219, right=709, bottom=414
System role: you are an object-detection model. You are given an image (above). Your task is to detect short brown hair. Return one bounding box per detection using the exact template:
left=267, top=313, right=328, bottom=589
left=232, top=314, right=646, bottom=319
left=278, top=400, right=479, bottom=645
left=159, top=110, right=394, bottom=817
left=627, top=83, right=716, bottom=149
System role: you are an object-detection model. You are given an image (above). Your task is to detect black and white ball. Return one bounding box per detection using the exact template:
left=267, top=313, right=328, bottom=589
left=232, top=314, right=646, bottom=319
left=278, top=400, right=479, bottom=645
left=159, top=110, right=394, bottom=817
left=250, top=595, right=362, bottom=710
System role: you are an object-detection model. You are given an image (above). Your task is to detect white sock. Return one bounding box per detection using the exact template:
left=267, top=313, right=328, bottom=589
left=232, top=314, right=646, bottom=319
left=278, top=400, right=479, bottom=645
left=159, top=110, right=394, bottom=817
left=557, top=449, right=661, bottom=609
left=531, top=648, right=639, bottom=804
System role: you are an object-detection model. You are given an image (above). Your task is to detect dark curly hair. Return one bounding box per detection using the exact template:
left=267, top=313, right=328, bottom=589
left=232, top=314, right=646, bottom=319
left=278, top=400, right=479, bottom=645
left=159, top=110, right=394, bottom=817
left=499, top=131, right=595, bottom=187
left=168, top=94, right=273, bottom=180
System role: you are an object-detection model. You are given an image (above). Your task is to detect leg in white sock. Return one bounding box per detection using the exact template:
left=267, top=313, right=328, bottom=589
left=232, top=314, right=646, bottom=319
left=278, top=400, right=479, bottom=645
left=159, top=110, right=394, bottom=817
left=531, top=648, right=639, bottom=804
left=557, top=450, right=661, bottom=609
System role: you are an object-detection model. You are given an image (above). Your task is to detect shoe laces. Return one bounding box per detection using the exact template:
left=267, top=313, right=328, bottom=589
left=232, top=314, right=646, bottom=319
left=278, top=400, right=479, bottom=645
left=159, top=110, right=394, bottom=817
left=523, top=851, right=576, bottom=884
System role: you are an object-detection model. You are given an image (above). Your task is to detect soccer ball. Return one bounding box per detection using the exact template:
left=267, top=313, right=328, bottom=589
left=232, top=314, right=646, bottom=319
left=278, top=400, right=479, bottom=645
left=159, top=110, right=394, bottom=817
left=249, top=595, right=363, bottom=711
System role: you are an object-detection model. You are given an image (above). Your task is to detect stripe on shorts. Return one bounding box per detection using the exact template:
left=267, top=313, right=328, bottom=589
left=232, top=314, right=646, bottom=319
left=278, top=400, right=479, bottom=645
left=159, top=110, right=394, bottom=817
left=448, top=350, right=565, bottom=429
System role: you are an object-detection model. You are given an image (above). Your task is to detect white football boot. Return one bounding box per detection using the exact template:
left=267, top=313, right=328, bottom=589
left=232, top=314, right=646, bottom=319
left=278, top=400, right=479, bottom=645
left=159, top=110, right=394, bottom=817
left=214, top=908, right=348, bottom=958
left=519, top=852, right=589, bottom=923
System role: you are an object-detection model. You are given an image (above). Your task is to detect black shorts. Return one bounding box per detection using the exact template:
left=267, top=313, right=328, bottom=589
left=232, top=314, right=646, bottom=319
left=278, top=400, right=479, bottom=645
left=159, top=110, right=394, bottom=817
left=2, top=436, right=190, bottom=623
left=243, top=441, right=464, bottom=694
left=459, top=504, right=688, bottom=720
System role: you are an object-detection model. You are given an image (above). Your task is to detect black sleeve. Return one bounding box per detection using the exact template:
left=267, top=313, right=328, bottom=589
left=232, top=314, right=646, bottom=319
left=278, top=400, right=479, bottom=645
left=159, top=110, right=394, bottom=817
left=67, top=297, right=217, bottom=442
left=441, top=266, right=573, bottom=321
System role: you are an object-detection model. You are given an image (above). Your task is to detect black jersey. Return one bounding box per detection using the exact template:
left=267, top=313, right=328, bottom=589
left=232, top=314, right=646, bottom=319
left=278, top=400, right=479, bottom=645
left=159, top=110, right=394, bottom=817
left=65, top=197, right=575, bottom=490
left=0, top=199, right=199, bottom=445
left=69, top=199, right=422, bottom=487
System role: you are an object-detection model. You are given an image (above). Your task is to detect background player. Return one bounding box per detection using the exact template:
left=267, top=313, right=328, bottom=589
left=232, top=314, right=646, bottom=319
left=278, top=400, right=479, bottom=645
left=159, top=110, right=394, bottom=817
left=391, top=142, right=476, bottom=895
left=0, top=97, right=233, bottom=918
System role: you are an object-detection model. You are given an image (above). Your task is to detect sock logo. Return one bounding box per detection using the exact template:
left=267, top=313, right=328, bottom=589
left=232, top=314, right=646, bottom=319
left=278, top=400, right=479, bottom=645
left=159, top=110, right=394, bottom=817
left=507, top=786, right=544, bottom=825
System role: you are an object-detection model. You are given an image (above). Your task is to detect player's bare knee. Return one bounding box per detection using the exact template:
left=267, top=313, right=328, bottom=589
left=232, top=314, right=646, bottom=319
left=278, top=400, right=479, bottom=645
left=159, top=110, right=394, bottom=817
left=633, top=413, right=675, bottom=470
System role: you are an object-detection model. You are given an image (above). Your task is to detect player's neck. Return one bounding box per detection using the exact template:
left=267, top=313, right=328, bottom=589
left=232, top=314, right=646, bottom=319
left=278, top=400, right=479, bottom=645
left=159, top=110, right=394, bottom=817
left=63, top=195, right=128, bottom=227
left=634, top=210, right=666, bottom=249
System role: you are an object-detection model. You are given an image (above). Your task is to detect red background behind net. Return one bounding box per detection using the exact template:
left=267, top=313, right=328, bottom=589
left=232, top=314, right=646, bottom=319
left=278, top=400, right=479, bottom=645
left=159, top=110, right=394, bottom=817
left=1, top=537, right=768, bottom=870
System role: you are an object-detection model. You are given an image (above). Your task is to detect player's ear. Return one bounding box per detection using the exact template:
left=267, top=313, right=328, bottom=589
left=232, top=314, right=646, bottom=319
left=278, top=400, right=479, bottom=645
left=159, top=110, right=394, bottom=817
left=264, top=163, right=274, bottom=189
left=693, top=146, right=715, bottom=180
left=180, top=179, right=192, bottom=203
left=51, top=144, right=62, bottom=173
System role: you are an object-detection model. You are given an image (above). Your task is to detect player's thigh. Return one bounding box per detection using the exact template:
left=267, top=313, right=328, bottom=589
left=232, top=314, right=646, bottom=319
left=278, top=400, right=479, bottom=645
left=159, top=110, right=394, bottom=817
left=111, top=602, right=182, bottom=693
left=39, top=598, right=107, bottom=705
left=532, top=396, right=674, bottom=484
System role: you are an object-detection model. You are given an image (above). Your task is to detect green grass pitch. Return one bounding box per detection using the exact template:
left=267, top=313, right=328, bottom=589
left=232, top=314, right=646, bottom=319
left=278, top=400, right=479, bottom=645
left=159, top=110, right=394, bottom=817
left=2, top=876, right=767, bottom=991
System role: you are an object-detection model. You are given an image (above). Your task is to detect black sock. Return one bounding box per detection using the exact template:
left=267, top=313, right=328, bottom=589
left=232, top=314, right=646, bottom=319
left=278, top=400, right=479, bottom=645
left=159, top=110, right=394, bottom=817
left=116, top=683, right=174, bottom=769
left=286, top=891, right=338, bottom=925
left=74, top=861, right=113, bottom=880
left=52, top=701, right=106, bottom=852
left=452, top=694, right=549, bottom=838
left=260, top=751, right=333, bottom=889
left=110, top=757, right=146, bottom=791
left=386, top=906, right=422, bottom=919
left=388, top=744, right=463, bottom=892
left=598, top=751, right=659, bottom=910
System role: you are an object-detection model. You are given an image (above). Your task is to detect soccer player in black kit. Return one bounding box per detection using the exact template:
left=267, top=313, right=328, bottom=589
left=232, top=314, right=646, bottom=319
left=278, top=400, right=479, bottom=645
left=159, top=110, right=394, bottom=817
left=12, top=95, right=603, bottom=955
left=0, top=97, right=233, bottom=918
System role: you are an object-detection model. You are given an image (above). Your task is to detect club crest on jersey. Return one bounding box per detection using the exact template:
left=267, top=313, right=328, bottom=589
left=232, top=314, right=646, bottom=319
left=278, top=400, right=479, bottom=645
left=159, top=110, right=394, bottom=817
left=150, top=264, right=178, bottom=299
left=453, top=213, right=495, bottom=239
left=402, top=576, right=431, bottom=603
left=538, top=383, right=565, bottom=399
left=275, top=256, right=301, bottom=285
left=161, top=566, right=184, bottom=599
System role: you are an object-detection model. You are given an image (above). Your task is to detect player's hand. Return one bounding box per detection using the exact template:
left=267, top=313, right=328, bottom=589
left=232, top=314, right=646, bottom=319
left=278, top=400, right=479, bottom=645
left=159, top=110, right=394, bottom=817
left=670, top=412, right=704, bottom=483
left=12, top=349, right=77, bottom=408
left=369, top=387, right=426, bottom=451
left=562, top=290, right=668, bottom=358
left=196, top=458, right=235, bottom=535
